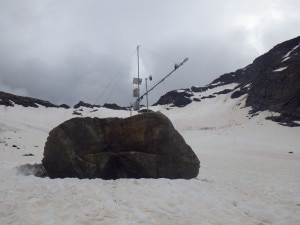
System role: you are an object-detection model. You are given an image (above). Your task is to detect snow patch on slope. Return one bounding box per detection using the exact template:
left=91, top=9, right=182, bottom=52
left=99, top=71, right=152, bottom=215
left=273, top=67, right=288, bottom=72
left=282, top=42, right=300, bottom=62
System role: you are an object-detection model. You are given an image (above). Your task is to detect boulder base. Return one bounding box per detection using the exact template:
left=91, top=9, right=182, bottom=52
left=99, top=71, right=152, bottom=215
left=42, top=112, right=200, bottom=179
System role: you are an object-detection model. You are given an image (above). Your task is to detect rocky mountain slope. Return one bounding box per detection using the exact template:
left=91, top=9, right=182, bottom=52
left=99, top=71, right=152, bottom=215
left=154, top=36, right=300, bottom=126
left=0, top=91, right=70, bottom=109
left=0, top=92, right=127, bottom=113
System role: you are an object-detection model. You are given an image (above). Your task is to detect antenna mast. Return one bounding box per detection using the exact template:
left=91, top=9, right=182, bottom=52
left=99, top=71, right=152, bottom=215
left=137, top=45, right=140, bottom=102
left=132, top=45, right=142, bottom=110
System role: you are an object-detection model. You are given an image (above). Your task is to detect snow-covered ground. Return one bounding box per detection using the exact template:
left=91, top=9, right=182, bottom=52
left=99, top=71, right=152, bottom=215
left=0, top=92, right=300, bottom=225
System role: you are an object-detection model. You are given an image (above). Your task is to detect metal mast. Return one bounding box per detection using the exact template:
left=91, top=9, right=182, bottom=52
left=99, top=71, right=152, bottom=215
left=132, top=46, right=188, bottom=111
left=132, top=45, right=142, bottom=110
left=137, top=45, right=140, bottom=102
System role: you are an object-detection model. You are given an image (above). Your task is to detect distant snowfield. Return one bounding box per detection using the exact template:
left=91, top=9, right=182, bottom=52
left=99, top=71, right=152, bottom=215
left=0, top=92, right=300, bottom=225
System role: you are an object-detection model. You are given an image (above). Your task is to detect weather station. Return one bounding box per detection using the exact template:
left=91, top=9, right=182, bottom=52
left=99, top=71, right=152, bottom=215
left=132, top=45, right=189, bottom=111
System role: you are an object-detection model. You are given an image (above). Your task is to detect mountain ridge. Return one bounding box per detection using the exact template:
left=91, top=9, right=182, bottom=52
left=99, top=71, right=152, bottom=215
left=0, top=91, right=70, bottom=109
left=154, top=36, right=300, bottom=126
left=1, top=36, right=299, bottom=126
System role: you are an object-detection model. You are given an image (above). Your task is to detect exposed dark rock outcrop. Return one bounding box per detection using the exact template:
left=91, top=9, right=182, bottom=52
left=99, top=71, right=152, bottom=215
left=231, top=86, right=249, bottom=99
left=191, top=86, right=209, bottom=92
left=73, top=102, right=127, bottom=111
left=0, top=91, right=68, bottom=108
left=213, top=89, right=234, bottom=95
left=73, top=101, right=100, bottom=109
left=245, top=37, right=300, bottom=125
left=23, top=153, right=34, bottom=156
left=201, top=95, right=215, bottom=100
left=211, top=37, right=300, bottom=126
left=72, top=111, right=82, bottom=116
left=102, top=103, right=127, bottom=110
left=42, top=112, right=200, bottom=179
left=59, top=104, right=71, bottom=109
left=209, top=70, right=246, bottom=87
left=153, top=90, right=193, bottom=107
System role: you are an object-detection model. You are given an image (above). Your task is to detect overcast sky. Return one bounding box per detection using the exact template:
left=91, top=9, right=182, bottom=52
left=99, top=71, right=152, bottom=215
left=0, top=0, right=299, bottom=106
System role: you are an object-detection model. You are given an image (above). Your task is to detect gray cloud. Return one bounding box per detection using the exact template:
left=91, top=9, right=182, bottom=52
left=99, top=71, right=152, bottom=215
left=0, top=0, right=299, bottom=106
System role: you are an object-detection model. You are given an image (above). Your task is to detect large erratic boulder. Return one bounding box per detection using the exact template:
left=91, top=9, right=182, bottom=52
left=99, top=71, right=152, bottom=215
left=42, top=112, right=200, bottom=179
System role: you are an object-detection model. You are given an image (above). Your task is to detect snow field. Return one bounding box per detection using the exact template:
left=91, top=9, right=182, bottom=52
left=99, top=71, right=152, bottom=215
left=0, top=93, right=300, bottom=224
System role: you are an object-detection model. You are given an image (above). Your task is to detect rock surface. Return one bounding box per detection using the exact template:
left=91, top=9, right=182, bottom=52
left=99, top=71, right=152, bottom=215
left=73, top=101, right=100, bottom=109
left=245, top=37, right=300, bottom=125
left=102, top=103, right=128, bottom=110
left=153, top=89, right=193, bottom=107
left=208, top=36, right=300, bottom=126
left=42, top=112, right=200, bottom=179
left=0, top=91, right=69, bottom=108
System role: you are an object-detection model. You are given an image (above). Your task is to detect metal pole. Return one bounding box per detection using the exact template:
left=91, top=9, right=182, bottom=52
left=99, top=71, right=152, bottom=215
left=146, top=78, right=149, bottom=111
left=130, top=102, right=132, bottom=116
left=137, top=45, right=140, bottom=107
